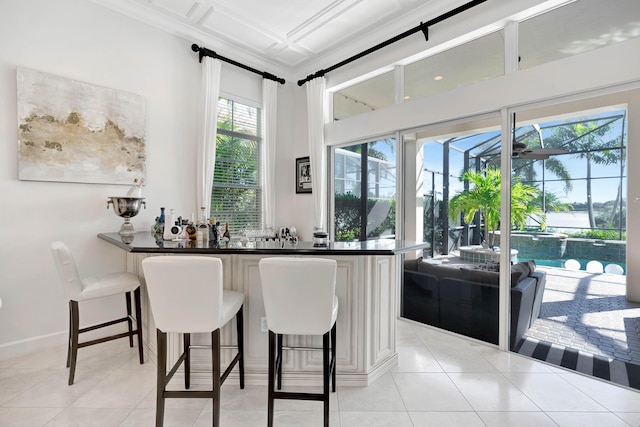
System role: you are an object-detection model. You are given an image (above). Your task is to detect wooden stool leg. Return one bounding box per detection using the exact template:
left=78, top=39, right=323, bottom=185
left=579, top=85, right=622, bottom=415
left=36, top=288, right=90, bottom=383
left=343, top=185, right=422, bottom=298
left=156, top=329, right=167, bottom=427
left=276, top=333, right=283, bottom=390
left=331, top=322, right=337, bottom=392
left=236, top=305, right=245, bottom=389
left=66, top=302, right=72, bottom=368
left=323, top=331, right=330, bottom=427
left=184, top=333, right=191, bottom=389
left=125, top=291, right=133, bottom=347
left=267, top=330, right=276, bottom=427
left=212, top=329, right=221, bottom=427
left=134, top=287, right=144, bottom=364
left=68, top=300, right=80, bottom=385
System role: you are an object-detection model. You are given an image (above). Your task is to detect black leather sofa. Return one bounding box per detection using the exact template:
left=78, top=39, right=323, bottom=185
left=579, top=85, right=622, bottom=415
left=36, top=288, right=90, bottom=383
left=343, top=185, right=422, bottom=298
left=402, top=258, right=546, bottom=349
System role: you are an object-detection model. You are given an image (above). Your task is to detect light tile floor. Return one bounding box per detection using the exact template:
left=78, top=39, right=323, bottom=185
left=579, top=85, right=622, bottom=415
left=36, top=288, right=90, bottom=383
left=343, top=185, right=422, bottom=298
left=3, top=320, right=640, bottom=426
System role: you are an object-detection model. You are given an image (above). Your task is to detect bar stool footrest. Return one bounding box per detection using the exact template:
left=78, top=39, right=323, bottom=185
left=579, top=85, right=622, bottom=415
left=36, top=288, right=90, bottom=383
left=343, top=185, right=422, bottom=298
left=273, top=391, right=325, bottom=401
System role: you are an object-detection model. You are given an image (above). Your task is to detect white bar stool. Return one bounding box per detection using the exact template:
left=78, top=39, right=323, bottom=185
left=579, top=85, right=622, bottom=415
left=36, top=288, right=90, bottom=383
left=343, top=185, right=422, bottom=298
left=141, top=256, right=244, bottom=427
left=258, top=257, right=338, bottom=427
left=50, top=241, right=144, bottom=385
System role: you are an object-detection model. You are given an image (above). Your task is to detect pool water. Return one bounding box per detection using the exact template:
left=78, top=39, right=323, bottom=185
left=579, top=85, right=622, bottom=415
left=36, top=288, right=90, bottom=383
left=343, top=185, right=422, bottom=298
left=533, top=258, right=626, bottom=274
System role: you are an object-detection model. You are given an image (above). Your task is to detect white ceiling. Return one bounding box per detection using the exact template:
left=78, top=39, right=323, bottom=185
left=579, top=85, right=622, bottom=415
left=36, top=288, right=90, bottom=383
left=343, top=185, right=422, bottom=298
left=90, top=0, right=474, bottom=73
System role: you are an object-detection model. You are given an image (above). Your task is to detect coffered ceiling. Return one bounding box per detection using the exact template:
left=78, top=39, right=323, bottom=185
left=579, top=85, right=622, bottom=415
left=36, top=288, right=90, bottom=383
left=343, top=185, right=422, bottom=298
left=90, top=0, right=473, bottom=73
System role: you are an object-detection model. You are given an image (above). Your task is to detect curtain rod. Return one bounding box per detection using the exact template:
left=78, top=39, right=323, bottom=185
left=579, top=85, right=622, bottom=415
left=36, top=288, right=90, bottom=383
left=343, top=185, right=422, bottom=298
left=191, top=44, right=286, bottom=85
left=297, top=0, right=486, bottom=86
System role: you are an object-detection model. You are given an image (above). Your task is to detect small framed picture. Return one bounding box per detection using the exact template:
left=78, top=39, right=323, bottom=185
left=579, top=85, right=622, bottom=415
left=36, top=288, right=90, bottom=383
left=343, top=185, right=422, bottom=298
left=296, top=156, right=312, bottom=194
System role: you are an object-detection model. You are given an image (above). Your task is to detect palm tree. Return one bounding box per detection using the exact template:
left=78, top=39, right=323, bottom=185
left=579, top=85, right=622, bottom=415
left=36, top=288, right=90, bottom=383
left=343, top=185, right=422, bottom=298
left=449, top=167, right=543, bottom=247
left=545, top=120, right=622, bottom=228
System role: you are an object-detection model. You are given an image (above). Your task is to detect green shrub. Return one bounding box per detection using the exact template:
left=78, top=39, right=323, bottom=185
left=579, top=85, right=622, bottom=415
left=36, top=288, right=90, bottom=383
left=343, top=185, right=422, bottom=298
left=334, top=193, right=396, bottom=241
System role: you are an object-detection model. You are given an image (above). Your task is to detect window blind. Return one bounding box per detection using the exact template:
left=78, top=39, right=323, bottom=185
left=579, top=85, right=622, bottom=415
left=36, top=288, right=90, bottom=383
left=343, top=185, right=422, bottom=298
left=211, top=98, right=262, bottom=236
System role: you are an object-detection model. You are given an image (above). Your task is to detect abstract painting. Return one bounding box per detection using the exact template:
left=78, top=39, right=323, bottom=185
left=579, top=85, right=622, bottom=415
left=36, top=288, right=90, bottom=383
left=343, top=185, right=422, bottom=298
left=17, top=67, right=146, bottom=184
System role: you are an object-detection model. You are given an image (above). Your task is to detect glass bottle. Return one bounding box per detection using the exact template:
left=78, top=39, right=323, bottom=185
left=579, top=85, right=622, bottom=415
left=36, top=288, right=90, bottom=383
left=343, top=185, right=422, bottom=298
left=186, top=213, right=197, bottom=240
left=126, top=177, right=144, bottom=197
left=197, top=207, right=209, bottom=244
left=209, top=217, right=219, bottom=244
left=223, top=222, right=231, bottom=242
left=158, top=207, right=165, bottom=235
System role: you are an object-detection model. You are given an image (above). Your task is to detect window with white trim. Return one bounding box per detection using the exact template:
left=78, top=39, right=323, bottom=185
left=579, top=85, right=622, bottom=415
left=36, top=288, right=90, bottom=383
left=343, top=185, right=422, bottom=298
left=211, top=97, right=262, bottom=236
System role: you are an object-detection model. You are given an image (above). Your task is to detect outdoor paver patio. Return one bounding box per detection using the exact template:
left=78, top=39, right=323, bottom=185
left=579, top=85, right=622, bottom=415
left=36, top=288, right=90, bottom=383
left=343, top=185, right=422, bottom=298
left=525, top=266, right=640, bottom=365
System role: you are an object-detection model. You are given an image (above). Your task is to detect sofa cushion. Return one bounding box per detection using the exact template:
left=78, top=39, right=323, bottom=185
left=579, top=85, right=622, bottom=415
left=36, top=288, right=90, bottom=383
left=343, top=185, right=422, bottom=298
left=459, top=260, right=536, bottom=287
left=416, top=261, right=467, bottom=281
left=459, top=268, right=499, bottom=285
left=510, top=262, right=530, bottom=285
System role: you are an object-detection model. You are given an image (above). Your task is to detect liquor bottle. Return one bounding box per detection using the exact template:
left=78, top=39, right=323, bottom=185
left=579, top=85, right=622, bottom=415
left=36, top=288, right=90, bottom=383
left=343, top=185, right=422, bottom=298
left=126, top=177, right=144, bottom=197
left=223, top=222, right=231, bottom=242
left=186, top=213, right=197, bottom=240
left=158, top=207, right=165, bottom=235
left=209, top=218, right=219, bottom=244
left=197, top=207, right=209, bottom=244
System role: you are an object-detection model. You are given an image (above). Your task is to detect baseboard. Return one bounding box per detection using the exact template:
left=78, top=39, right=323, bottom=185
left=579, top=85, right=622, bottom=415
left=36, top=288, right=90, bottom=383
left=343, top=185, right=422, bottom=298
left=0, top=330, right=66, bottom=361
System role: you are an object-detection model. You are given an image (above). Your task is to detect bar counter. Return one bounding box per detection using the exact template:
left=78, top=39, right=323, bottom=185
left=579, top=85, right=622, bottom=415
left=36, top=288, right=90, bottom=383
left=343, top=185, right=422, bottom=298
left=98, top=231, right=426, bottom=255
left=99, top=231, right=427, bottom=387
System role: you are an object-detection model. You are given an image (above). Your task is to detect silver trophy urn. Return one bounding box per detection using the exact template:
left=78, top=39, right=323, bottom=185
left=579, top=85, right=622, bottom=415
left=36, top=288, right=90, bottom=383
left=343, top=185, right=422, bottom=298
left=107, top=197, right=146, bottom=243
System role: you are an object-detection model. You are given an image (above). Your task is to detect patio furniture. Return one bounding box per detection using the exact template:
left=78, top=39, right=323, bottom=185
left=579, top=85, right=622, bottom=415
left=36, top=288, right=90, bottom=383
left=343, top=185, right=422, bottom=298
left=586, top=260, right=604, bottom=273
left=564, top=259, right=581, bottom=270
left=605, top=263, right=624, bottom=275
left=403, top=258, right=546, bottom=349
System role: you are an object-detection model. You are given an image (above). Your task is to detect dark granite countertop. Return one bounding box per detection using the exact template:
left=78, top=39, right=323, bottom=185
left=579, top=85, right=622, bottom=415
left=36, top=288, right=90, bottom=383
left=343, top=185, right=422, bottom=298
left=98, top=232, right=427, bottom=256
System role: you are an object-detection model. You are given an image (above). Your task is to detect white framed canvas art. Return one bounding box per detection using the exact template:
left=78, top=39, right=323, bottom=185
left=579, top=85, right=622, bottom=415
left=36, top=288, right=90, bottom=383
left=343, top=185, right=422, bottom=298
left=17, top=67, right=146, bottom=184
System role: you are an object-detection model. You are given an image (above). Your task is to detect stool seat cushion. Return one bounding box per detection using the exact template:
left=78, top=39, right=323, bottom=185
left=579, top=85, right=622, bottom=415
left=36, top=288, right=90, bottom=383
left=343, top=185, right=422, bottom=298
left=78, top=272, right=141, bottom=301
left=51, top=241, right=141, bottom=302
left=259, top=257, right=338, bottom=336
left=142, top=256, right=245, bottom=334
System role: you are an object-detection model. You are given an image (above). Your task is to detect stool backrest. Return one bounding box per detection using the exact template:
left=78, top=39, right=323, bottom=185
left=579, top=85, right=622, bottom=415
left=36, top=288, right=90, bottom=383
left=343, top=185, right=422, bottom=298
left=50, top=241, right=83, bottom=301
left=142, top=256, right=224, bottom=333
left=259, top=257, right=337, bottom=335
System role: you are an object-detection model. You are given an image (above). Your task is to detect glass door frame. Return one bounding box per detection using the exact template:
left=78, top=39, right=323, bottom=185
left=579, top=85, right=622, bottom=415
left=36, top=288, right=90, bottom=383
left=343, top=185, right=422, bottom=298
left=399, top=88, right=635, bottom=350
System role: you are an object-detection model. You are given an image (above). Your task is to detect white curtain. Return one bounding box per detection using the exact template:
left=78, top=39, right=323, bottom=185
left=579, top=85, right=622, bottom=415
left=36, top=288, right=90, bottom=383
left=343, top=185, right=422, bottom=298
left=196, top=57, right=222, bottom=218
left=262, top=79, right=278, bottom=228
left=306, top=77, right=327, bottom=232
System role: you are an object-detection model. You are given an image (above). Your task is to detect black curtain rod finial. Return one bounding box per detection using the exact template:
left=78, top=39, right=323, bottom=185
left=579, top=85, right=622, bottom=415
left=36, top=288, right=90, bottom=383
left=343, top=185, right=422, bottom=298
left=191, top=42, right=285, bottom=84
left=298, top=73, right=315, bottom=86
left=263, top=72, right=286, bottom=85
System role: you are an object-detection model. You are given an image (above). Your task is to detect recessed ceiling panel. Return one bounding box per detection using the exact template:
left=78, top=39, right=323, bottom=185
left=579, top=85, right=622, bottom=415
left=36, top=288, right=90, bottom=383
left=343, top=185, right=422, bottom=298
left=89, top=0, right=472, bottom=70
left=155, top=0, right=199, bottom=19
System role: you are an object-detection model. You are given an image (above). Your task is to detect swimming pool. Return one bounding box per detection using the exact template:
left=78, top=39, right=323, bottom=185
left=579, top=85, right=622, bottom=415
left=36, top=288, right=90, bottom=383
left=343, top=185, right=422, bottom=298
left=533, top=258, right=626, bottom=274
